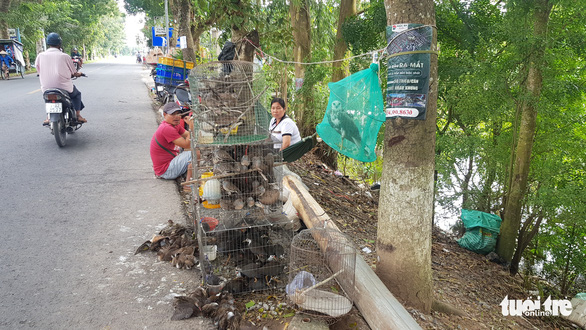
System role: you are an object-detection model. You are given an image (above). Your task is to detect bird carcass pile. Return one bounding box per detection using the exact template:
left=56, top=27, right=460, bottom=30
left=188, top=60, right=293, bottom=294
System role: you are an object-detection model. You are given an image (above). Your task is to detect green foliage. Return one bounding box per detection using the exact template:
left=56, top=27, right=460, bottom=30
left=434, top=0, right=586, bottom=293
left=341, top=0, right=386, bottom=55
left=6, top=0, right=126, bottom=61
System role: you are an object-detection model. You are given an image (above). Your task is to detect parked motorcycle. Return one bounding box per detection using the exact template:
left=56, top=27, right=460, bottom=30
left=173, top=80, right=193, bottom=130
left=150, top=66, right=173, bottom=104
left=44, top=73, right=87, bottom=147
left=173, top=79, right=191, bottom=111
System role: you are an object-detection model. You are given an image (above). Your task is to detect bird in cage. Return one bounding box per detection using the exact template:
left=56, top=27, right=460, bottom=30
left=251, top=184, right=265, bottom=196
left=223, top=277, right=246, bottom=294
left=213, top=162, right=237, bottom=175
left=243, top=239, right=268, bottom=261
left=220, top=198, right=233, bottom=210
left=264, top=152, right=274, bottom=168
left=251, top=156, right=263, bottom=170
left=233, top=198, right=245, bottom=210
left=240, top=154, right=251, bottom=167
left=246, top=197, right=255, bottom=208
left=213, top=148, right=234, bottom=164
left=259, top=188, right=280, bottom=205
left=327, top=100, right=365, bottom=154
left=222, top=180, right=241, bottom=195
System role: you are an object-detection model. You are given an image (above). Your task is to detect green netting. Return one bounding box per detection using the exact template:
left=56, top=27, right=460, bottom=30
left=192, top=102, right=272, bottom=146
left=316, top=63, right=386, bottom=162
left=457, top=209, right=502, bottom=255
left=457, top=227, right=498, bottom=255
left=460, top=209, right=502, bottom=233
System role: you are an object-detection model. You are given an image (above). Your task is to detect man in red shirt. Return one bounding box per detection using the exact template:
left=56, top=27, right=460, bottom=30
left=150, top=103, right=192, bottom=185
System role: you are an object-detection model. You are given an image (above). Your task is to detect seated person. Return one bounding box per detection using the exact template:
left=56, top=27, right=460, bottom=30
left=0, top=50, right=14, bottom=78
left=269, top=97, right=301, bottom=150
left=150, top=102, right=193, bottom=188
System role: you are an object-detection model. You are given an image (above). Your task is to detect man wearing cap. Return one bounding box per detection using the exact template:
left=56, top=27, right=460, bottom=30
left=150, top=102, right=193, bottom=185
left=35, top=32, right=86, bottom=125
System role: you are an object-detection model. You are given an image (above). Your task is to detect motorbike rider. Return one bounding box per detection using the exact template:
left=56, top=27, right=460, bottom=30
left=36, top=32, right=87, bottom=125
left=70, top=47, right=83, bottom=67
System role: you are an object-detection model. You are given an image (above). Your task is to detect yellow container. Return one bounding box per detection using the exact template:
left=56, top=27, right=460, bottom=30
left=203, top=201, right=221, bottom=209
left=198, top=172, right=214, bottom=196
left=219, top=126, right=239, bottom=135
left=199, top=172, right=221, bottom=209
left=157, top=57, right=195, bottom=69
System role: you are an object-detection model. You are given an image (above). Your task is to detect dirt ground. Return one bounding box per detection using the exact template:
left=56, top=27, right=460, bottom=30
left=284, top=151, right=578, bottom=330
left=178, top=150, right=578, bottom=329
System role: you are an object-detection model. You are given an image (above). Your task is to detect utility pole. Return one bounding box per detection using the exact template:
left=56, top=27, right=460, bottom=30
left=164, top=0, right=169, bottom=55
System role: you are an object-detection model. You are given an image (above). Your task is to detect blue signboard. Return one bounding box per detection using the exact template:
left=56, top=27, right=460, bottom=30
left=152, top=27, right=176, bottom=47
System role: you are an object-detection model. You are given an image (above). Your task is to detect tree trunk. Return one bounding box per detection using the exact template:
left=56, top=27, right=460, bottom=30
left=316, top=0, right=356, bottom=170
left=478, top=122, right=501, bottom=213
left=497, top=0, right=552, bottom=265
left=233, top=29, right=258, bottom=63
left=510, top=212, right=543, bottom=274
left=332, top=0, right=355, bottom=82
left=171, top=0, right=196, bottom=63
left=0, top=0, right=11, bottom=39
left=559, top=224, right=574, bottom=295
left=289, top=0, right=312, bottom=135
left=461, top=154, right=474, bottom=210
left=377, top=0, right=437, bottom=313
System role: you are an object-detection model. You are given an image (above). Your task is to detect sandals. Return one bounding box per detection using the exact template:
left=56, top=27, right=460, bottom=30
left=43, top=119, right=50, bottom=126
left=77, top=117, right=88, bottom=123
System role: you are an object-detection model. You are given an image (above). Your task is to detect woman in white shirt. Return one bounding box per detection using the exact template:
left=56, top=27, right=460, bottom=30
left=269, top=98, right=301, bottom=150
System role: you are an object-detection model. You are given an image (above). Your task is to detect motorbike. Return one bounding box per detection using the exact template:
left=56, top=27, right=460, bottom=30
left=173, top=79, right=191, bottom=111
left=173, top=80, right=193, bottom=130
left=44, top=73, right=87, bottom=147
left=72, top=56, right=82, bottom=71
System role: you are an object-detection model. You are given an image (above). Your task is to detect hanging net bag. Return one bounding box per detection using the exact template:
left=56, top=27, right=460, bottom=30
left=316, top=63, right=386, bottom=162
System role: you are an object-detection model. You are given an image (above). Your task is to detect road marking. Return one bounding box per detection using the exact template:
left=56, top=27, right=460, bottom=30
left=28, top=89, right=41, bottom=94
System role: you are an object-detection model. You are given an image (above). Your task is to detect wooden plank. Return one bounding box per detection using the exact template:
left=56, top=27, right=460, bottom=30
left=284, top=175, right=422, bottom=330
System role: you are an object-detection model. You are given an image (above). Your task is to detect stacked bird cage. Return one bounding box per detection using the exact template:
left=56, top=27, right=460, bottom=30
left=193, top=143, right=292, bottom=293
left=188, top=60, right=272, bottom=145
left=188, top=60, right=292, bottom=293
left=287, top=228, right=356, bottom=321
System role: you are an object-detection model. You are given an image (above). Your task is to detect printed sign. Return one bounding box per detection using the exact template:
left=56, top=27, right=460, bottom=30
left=152, top=27, right=174, bottom=47
left=385, top=24, right=432, bottom=120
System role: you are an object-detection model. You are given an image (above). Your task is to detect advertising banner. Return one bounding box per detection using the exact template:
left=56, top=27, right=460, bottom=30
left=385, top=23, right=433, bottom=120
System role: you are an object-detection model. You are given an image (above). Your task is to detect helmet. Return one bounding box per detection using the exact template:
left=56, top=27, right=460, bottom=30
left=46, top=33, right=62, bottom=47
left=73, top=47, right=78, bottom=51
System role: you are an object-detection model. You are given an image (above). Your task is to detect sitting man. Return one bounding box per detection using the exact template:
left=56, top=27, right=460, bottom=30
left=35, top=32, right=86, bottom=125
left=0, top=50, right=14, bottom=79
left=150, top=102, right=193, bottom=189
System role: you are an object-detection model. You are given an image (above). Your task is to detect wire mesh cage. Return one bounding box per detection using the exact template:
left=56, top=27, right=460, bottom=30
left=287, top=228, right=356, bottom=320
left=188, top=60, right=272, bottom=145
left=193, top=143, right=285, bottom=225
left=196, top=212, right=293, bottom=294
left=190, top=141, right=293, bottom=293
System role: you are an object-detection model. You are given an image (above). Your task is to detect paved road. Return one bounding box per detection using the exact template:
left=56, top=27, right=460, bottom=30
left=0, top=57, right=211, bottom=329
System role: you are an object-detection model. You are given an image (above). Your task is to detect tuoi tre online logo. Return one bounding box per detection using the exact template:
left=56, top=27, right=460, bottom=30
left=500, top=295, right=573, bottom=317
